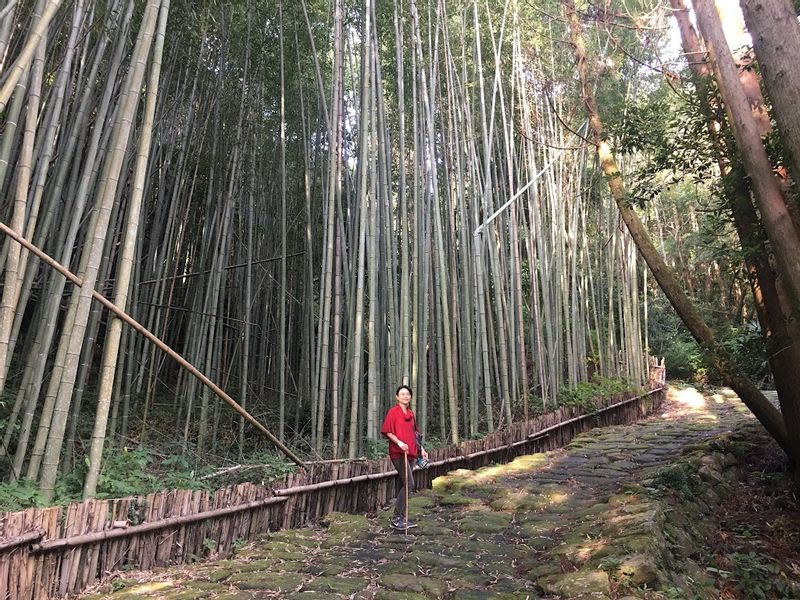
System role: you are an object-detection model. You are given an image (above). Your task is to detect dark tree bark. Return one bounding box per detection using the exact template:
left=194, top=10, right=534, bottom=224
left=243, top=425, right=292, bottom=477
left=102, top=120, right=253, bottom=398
left=693, top=0, right=800, bottom=321
left=740, top=0, right=800, bottom=191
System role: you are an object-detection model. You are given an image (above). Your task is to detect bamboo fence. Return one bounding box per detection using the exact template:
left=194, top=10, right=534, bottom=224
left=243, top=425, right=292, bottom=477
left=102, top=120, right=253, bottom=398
left=1, top=363, right=666, bottom=600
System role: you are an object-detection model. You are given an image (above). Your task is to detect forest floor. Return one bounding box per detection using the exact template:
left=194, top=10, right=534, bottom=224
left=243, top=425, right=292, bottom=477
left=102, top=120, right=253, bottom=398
left=81, top=386, right=800, bottom=599
left=698, top=403, right=800, bottom=600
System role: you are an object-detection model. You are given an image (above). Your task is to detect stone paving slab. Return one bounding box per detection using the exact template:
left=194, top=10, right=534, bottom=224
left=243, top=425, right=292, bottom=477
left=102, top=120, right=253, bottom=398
left=82, top=387, right=755, bottom=600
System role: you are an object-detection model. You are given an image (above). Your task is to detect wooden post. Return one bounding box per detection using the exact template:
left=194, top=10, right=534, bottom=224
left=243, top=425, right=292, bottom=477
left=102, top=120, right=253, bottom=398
left=403, top=450, right=409, bottom=535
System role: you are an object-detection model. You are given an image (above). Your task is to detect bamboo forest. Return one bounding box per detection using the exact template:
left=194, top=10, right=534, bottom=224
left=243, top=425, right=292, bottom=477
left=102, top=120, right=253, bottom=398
left=1, top=0, right=800, bottom=513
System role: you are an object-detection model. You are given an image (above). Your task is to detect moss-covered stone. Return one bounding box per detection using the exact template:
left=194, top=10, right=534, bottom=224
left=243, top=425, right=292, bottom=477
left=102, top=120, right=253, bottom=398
left=524, top=535, right=559, bottom=550
left=303, top=559, right=349, bottom=576
left=379, top=572, right=426, bottom=593
left=227, top=571, right=305, bottom=591
left=517, top=518, right=557, bottom=536
left=600, top=509, right=657, bottom=537
left=614, top=553, right=662, bottom=587
left=210, top=592, right=259, bottom=600
left=413, top=551, right=464, bottom=569
left=458, top=512, right=511, bottom=534
left=234, top=558, right=291, bottom=573
left=374, top=591, right=428, bottom=600
left=208, top=567, right=235, bottom=582
left=551, top=538, right=608, bottom=564
left=616, top=534, right=653, bottom=554
left=432, top=470, right=475, bottom=494
left=303, top=576, right=367, bottom=595
left=253, top=542, right=307, bottom=561
left=538, top=568, right=611, bottom=597
left=161, top=581, right=226, bottom=599
left=322, top=512, right=372, bottom=536
left=419, top=577, right=449, bottom=596
left=577, top=502, right=612, bottom=517
left=489, top=491, right=527, bottom=511
left=97, top=581, right=174, bottom=599
left=413, top=524, right=456, bottom=536
left=495, top=453, right=548, bottom=475
left=521, top=561, right=563, bottom=580
left=408, top=495, right=437, bottom=509
left=268, top=528, right=321, bottom=548
left=439, top=493, right=480, bottom=506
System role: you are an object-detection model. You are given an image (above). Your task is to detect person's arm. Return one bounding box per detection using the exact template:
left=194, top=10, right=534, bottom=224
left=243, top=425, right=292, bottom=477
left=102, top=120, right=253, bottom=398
left=385, top=432, right=409, bottom=453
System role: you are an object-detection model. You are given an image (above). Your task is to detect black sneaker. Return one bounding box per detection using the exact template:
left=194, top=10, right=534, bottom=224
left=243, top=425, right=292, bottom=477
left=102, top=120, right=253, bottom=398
left=391, top=517, right=417, bottom=530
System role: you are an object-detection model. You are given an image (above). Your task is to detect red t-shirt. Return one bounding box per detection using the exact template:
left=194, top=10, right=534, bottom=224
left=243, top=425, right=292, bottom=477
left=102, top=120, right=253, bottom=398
left=380, top=404, right=418, bottom=459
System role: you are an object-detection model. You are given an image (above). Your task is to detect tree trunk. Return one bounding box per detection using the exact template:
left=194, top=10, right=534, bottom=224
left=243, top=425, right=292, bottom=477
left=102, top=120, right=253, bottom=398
left=671, top=0, right=800, bottom=469
left=693, top=0, right=800, bottom=322
left=739, top=0, right=800, bottom=193
left=564, top=0, right=792, bottom=459
left=38, top=0, right=162, bottom=501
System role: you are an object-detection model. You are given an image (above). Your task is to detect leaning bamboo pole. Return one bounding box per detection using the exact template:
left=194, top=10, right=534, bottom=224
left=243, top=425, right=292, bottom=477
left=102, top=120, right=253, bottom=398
left=0, top=222, right=308, bottom=469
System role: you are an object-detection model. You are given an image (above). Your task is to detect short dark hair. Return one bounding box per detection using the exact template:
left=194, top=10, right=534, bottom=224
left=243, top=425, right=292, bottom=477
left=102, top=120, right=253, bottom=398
left=396, top=385, right=413, bottom=397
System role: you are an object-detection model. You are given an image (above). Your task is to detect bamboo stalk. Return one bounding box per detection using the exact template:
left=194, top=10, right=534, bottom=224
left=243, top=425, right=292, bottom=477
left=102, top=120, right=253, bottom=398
left=0, top=529, right=43, bottom=552
left=0, top=222, right=308, bottom=469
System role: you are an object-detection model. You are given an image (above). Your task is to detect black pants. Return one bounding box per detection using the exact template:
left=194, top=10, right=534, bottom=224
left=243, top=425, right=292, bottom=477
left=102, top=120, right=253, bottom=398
left=391, top=456, right=415, bottom=518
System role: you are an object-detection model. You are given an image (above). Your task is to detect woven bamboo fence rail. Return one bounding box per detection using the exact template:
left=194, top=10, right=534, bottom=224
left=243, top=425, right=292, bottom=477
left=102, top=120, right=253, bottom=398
left=1, top=361, right=666, bottom=599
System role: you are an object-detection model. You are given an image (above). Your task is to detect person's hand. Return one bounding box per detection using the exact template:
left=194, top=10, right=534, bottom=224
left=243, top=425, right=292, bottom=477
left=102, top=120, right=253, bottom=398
left=422, top=448, right=428, bottom=460
left=398, top=441, right=409, bottom=453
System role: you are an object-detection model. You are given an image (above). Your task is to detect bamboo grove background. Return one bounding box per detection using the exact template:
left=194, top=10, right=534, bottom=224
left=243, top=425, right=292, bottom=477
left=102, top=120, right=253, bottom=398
left=0, top=0, right=658, bottom=501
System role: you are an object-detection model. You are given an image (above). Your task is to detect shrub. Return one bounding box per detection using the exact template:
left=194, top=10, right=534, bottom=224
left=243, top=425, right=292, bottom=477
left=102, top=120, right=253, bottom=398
left=0, top=479, right=44, bottom=511
left=557, top=376, right=640, bottom=412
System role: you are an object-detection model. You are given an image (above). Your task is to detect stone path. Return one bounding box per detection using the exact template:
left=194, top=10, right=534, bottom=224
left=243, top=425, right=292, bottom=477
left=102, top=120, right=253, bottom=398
left=84, top=387, right=756, bottom=599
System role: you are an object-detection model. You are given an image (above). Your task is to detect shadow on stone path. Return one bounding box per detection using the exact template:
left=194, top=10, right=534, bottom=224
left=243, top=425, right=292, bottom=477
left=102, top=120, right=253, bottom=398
left=84, top=387, right=755, bottom=600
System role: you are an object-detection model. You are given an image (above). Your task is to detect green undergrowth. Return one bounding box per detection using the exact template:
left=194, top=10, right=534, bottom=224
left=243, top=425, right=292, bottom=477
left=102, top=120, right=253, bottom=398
left=556, top=376, right=642, bottom=412
left=0, top=447, right=216, bottom=511
left=524, top=375, right=642, bottom=416
left=0, top=478, right=43, bottom=511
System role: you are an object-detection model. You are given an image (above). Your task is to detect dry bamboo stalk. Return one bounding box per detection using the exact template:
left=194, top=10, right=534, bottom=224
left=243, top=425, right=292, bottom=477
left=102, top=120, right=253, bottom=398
left=21, top=512, right=33, bottom=587
left=58, top=502, right=78, bottom=596
left=77, top=502, right=97, bottom=591
left=0, top=222, right=307, bottom=470
left=0, top=527, right=42, bottom=552
left=32, top=497, right=288, bottom=553
left=0, top=513, right=23, bottom=591
left=100, top=498, right=128, bottom=573
left=174, top=491, right=190, bottom=563
left=88, top=501, right=107, bottom=588
left=40, top=507, right=60, bottom=599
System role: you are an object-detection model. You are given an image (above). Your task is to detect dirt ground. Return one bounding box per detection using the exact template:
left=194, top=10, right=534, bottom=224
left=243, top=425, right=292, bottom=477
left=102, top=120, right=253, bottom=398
left=704, top=430, right=800, bottom=599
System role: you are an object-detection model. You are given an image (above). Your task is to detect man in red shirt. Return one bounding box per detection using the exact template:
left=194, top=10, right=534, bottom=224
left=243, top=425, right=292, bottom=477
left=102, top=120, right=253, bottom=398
left=381, top=385, right=428, bottom=530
